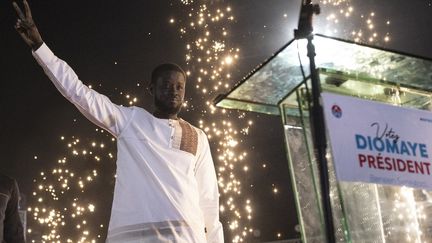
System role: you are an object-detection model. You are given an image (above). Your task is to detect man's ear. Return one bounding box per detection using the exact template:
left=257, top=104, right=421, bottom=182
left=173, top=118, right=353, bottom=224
left=148, top=84, right=154, bottom=96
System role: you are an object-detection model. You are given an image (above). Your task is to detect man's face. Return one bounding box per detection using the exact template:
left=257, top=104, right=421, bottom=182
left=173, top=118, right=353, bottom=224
left=152, top=70, right=186, bottom=115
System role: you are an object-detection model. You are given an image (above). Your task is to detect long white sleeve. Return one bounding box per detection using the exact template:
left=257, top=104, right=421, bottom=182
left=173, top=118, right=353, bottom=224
left=32, top=43, right=132, bottom=137
left=195, top=132, right=224, bottom=243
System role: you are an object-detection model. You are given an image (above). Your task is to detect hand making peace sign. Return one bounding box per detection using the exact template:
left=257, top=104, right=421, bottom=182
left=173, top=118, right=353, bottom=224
left=13, top=0, right=44, bottom=50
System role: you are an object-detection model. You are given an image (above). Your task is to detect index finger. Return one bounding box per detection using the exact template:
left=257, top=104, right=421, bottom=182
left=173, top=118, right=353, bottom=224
left=23, top=0, right=32, bottom=18
left=12, top=2, right=26, bottom=20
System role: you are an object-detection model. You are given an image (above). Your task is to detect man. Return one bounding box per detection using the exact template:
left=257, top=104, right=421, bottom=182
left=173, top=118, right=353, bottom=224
left=0, top=174, right=25, bottom=243
left=13, top=1, right=224, bottom=242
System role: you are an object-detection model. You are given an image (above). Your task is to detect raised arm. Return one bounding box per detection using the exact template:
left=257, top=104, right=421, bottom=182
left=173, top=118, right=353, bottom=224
left=13, top=0, right=132, bottom=137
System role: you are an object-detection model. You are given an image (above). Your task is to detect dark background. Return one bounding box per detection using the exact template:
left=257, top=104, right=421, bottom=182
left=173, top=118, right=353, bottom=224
left=1, top=0, right=431, bottom=242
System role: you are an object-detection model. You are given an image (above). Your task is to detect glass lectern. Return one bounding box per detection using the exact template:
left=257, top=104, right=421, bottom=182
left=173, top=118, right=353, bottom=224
left=214, top=34, right=432, bottom=243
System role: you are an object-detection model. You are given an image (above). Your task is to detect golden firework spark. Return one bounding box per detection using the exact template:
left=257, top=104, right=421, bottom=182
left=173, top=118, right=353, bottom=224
left=318, top=0, right=391, bottom=44
left=173, top=3, right=254, bottom=242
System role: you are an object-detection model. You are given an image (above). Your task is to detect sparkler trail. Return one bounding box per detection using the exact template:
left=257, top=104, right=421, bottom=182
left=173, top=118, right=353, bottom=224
left=27, top=93, right=139, bottom=242
left=27, top=133, right=111, bottom=242
left=317, top=0, right=391, bottom=44
left=171, top=2, right=254, bottom=242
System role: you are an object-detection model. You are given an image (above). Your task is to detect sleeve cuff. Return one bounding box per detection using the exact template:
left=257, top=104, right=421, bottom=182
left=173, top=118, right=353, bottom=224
left=32, top=43, right=56, bottom=64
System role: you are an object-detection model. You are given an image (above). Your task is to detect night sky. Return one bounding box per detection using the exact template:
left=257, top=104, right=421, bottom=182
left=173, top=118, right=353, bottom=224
left=1, top=0, right=431, bottom=242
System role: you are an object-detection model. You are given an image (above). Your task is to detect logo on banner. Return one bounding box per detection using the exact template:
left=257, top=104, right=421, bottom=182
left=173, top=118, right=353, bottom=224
left=331, top=104, right=342, bottom=118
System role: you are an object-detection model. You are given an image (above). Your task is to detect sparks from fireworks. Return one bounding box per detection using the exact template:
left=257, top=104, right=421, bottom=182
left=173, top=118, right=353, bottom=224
left=171, top=3, right=255, bottom=242
left=28, top=135, right=109, bottom=242
left=281, top=0, right=391, bottom=44
left=318, top=0, right=391, bottom=44
left=27, top=93, right=139, bottom=242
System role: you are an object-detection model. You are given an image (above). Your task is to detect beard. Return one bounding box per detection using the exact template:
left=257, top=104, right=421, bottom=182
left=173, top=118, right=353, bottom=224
left=154, top=96, right=183, bottom=115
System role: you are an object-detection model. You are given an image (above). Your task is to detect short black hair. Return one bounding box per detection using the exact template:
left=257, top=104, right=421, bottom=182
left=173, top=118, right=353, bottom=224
left=150, top=63, right=186, bottom=87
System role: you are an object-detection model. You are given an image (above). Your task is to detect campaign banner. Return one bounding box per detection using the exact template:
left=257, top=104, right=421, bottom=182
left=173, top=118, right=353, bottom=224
left=322, top=92, right=432, bottom=189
